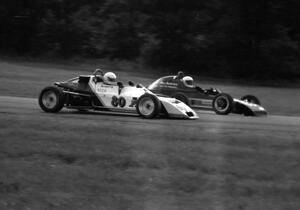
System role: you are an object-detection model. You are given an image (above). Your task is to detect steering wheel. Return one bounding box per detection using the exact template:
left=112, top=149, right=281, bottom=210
left=93, top=68, right=104, bottom=77
left=92, top=69, right=104, bottom=83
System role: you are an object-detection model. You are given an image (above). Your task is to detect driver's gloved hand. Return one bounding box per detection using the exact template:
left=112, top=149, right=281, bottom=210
left=128, top=81, right=135, bottom=86
left=195, top=86, right=204, bottom=92
left=117, top=82, right=124, bottom=88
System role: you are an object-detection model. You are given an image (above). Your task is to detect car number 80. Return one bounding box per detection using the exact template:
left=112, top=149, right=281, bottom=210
left=111, top=96, right=126, bottom=107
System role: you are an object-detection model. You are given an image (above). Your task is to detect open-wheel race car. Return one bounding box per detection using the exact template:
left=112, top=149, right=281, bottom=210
left=38, top=69, right=198, bottom=119
left=148, top=72, right=267, bottom=116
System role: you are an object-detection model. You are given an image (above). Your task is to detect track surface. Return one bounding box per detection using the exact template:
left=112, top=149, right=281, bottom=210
left=1, top=95, right=300, bottom=210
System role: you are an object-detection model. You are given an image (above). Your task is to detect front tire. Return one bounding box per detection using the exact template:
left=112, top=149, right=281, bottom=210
left=212, top=93, right=233, bottom=115
left=39, top=86, right=65, bottom=113
left=241, top=95, right=260, bottom=105
left=136, top=94, right=161, bottom=118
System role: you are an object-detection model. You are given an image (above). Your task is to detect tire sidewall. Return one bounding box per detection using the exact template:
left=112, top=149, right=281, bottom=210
left=212, top=93, right=233, bottom=115
left=38, top=86, right=65, bottom=112
left=241, top=95, right=260, bottom=105
left=136, top=94, right=161, bottom=118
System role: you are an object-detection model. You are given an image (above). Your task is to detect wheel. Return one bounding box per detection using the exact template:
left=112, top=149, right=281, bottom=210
left=241, top=95, right=260, bottom=105
left=38, top=86, right=65, bottom=113
left=174, top=93, right=189, bottom=106
left=136, top=94, right=161, bottom=118
left=212, top=93, right=233, bottom=115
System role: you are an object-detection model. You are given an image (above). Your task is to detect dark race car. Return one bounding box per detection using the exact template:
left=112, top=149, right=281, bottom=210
left=148, top=73, right=267, bottom=116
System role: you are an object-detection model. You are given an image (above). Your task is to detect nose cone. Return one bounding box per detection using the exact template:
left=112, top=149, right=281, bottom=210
left=252, top=108, right=268, bottom=116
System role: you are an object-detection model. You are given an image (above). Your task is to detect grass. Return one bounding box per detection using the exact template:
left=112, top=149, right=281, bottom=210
left=0, top=109, right=299, bottom=210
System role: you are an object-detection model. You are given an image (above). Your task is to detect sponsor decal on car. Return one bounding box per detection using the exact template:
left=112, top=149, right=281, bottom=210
left=159, top=82, right=178, bottom=88
left=96, top=84, right=118, bottom=93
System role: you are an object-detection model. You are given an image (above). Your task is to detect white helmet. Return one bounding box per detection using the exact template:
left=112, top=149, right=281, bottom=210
left=182, top=76, right=194, bottom=88
left=103, top=72, right=117, bottom=85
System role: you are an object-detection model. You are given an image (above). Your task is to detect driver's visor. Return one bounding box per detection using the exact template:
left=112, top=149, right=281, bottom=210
left=185, top=80, right=193, bottom=85
left=108, top=77, right=116, bottom=82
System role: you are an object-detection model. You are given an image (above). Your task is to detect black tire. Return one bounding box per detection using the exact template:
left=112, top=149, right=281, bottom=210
left=212, top=93, right=233, bottom=115
left=241, top=95, right=261, bottom=105
left=136, top=94, right=161, bottom=118
left=174, top=93, right=189, bottom=106
left=38, top=86, right=65, bottom=113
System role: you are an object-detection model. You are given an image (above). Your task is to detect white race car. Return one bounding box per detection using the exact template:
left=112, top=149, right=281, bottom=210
left=38, top=70, right=198, bottom=119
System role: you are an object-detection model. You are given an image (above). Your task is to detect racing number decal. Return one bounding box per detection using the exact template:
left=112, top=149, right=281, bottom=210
left=111, top=96, right=119, bottom=107
left=129, top=97, right=138, bottom=107
left=111, top=96, right=138, bottom=108
left=119, top=97, right=126, bottom=107
left=111, top=96, right=126, bottom=107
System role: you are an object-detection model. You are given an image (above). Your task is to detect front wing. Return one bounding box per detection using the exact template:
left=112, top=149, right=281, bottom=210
left=158, top=96, right=198, bottom=119
left=234, top=99, right=267, bottom=116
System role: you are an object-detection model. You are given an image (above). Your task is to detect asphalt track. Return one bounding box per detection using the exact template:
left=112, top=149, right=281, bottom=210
left=1, top=95, right=299, bottom=134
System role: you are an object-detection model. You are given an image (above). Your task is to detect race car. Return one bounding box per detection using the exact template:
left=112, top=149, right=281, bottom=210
left=38, top=69, right=198, bottom=119
left=148, top=72, right=267, bottom=116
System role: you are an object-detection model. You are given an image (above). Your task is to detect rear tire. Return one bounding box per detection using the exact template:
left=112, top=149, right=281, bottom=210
left=212, top=93, right=233, bottom=115
left=241, top=95, right=260, bottom=105
left=39, top=86, right=65, bottom=113
left=136, top=94, right=161, bottom=118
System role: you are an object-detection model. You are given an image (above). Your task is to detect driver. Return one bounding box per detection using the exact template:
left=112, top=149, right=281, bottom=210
left=181, top=74, right=206, bottom=92
left=182, top=76, right=194, bottom=88
left=103, top=72, right=117, bottom=85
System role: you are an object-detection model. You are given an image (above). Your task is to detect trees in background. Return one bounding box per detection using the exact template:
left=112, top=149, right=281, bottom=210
left=0, top=0, right=299, bottom=80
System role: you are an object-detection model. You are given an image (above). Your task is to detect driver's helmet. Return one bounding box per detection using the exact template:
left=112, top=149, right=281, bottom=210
left=103, top=72, right=117, bottom=85
left=182, top=76, right=194, bottom=88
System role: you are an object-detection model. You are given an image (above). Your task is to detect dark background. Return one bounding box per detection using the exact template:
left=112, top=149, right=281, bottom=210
left=1, top=0, right=300, bottom=81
